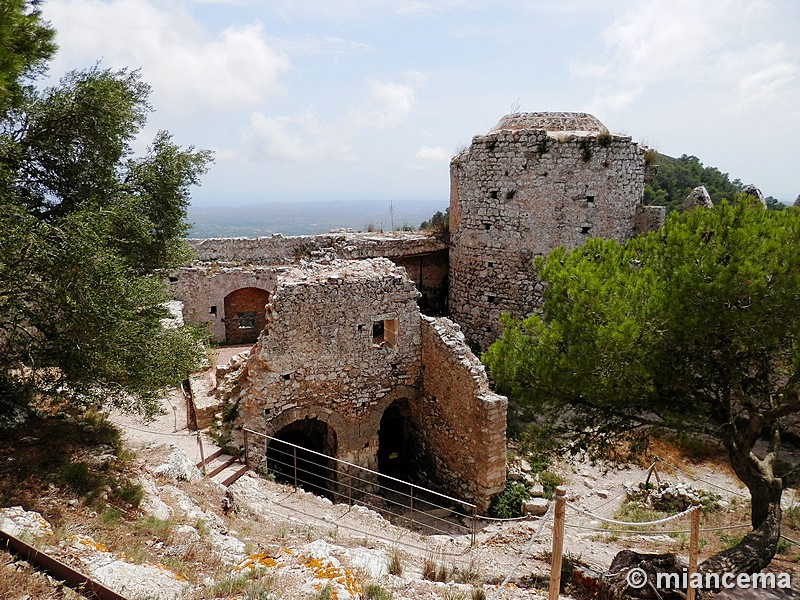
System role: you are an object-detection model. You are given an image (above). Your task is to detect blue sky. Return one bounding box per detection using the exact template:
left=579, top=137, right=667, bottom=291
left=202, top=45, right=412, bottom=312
left=41, top=0, right=800, bottom=208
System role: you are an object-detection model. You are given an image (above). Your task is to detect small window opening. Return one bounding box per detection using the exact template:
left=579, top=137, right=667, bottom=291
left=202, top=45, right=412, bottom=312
left=487, top=295, right=497, bottom=305
left=580, top=225, right=592, bottom=235
left=358, top=324, right=365, bottom=333
left=373, top=319, right=398, bottom=349
left=237, top=311, right=257, bottom=329
left=168, top=276, right=178, bottom=283
left=585, top=195, right=595, bottom=203
left=210, top=305, right=217, bottom=316
left=483, top=223, right=491, bottom=230
left=487, top=261, right=494, bottom=268
left=282, top=373, right=291, bottom=381
left=489, top=190, right=498, bottom=200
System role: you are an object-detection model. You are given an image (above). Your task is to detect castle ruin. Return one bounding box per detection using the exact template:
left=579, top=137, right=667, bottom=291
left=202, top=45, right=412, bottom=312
left=449, top=112, right=664, bottom=348
left=173, top=112, right=663, bottom=510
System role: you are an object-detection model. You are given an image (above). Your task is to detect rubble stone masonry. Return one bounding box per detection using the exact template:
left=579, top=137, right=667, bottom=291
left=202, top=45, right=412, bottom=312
left=449, top=112, right=664, bottom=348
left=219, top=259, right=506, bottom=510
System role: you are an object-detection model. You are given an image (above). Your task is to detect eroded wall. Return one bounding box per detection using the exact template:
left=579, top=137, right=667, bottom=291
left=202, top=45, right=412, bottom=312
left=419, top=317, right=507, bottom=511
left=232, top=258, right=423, bottom=470
left=215, top=258, right=507, bottom=511
left=449, top=112, right=665, bottom=348
left=171, top=267, right=277, bottom=343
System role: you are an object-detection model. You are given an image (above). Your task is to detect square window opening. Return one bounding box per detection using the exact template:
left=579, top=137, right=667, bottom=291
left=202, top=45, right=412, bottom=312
left=373, top=319, right=398, bottom=348
left=237, top=311, right=257, bottom=329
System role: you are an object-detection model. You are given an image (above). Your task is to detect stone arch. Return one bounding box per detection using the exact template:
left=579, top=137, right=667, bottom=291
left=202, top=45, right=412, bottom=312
left=266, top=416, right=337, bottom=497
left=223, top=287, right=270, bottom=344
left=371, top=386, right=423, bottom=485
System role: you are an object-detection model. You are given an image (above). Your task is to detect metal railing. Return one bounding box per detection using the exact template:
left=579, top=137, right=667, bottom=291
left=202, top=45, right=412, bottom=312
left=242, top=427, right=477, bottom=543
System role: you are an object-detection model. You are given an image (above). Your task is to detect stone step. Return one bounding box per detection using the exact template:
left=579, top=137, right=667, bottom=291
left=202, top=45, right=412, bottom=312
left=219, top=465, right=249, bottom=487
left=206, top=456, right=237, bottom=478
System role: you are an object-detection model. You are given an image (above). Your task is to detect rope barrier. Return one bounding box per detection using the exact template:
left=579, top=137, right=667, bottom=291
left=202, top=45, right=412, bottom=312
left=120, top=423, right=197, bottom=438
left=564, top=521, right=752, bottom=535
left=654, top=457, right=748, bottom=498
left=566, top=501, right=699, bottom=526
left=500, top=503, right=554, bottom=587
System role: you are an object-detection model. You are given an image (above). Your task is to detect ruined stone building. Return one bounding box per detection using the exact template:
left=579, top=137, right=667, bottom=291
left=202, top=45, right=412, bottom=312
left=213, top=259, right=506, bottom=510
left=448, top=112, right=664, bottom=348
left=171, top=111, right=663, bottom=510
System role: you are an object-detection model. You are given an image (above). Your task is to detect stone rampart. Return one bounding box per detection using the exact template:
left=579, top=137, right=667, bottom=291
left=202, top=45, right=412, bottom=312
left=449, top=113, right=663, bottom=349
left=188, top=231, right=447, bottom=264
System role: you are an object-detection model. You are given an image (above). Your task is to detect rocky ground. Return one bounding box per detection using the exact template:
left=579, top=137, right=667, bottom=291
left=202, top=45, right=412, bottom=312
left=1, top=363, right=799, bottom=599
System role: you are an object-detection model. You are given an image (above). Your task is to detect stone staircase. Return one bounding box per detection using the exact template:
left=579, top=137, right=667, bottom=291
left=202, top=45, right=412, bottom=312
left=197, top=448, right=248, bottom=487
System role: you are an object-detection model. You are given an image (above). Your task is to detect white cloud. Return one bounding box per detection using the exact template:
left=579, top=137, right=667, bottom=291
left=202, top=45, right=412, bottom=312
left=574, top=0, right=798, bottom=113
left=244, top=71, right=423, bottom=163
left=246, top=110, right=356, bottom=163
left=415, top=145, right=451, bottom=163
left=45, top=0, right=289, bottom=115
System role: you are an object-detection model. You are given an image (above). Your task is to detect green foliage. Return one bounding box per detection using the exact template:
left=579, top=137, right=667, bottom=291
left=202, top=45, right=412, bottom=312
left=786, top=505, right=800, bottom=529
left=484, top=196, right=800, bottom=551
left=0, top=10, right=212, bottom=418
left=488, top=479, right=528, bottom=518
left=643, top=153, right=743, bottom=212
left=485, top=198, right=800, bottom=462
left=0, top=0, right=57, bottom=113
left=420, top=207, right=450, bottom=235
left=361, top=583, right=393, bottom=600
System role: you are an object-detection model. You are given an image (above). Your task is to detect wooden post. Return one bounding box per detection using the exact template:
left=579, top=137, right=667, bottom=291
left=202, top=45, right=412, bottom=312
left=549, top=486, right=567, bottom=600
left=687, top=507, right=700, bottom=600
left=197, top=432, right=207, bottom=476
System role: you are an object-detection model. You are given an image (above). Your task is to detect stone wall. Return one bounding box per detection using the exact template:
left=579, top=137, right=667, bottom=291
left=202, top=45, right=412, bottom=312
left=175, top=232, right=449, bottom=342
left=232, top=258, right=424, bottom=471
left=171, top=267, right=277, bottom=343
left=449, top=112, right=664, bottom=349
left=214, top=258, right=507, bottom=511
left=419, top=316, right=507, bottom=510
left=188, top=231, right=447, bottom=264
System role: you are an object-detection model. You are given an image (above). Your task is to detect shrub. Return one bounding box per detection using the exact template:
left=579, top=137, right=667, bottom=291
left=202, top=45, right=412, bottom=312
left=488, top=479, right=528, bottom=518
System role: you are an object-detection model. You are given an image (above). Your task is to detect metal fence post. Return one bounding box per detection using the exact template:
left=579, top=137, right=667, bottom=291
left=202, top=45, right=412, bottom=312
left=409, top=485, right=414, bottom=530
left=471, top=506, right=477, bottom=546
left=293, top=445, right=298, bottom=491
left=197, top=432, right=207, bottom=476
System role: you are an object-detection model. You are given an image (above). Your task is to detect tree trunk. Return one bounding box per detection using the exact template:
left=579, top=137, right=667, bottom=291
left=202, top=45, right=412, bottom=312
left=698, top=485, right=782, bottom=579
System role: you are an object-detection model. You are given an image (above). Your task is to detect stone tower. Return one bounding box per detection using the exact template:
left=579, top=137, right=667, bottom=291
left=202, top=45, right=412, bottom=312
left=448, top=112, right=664, bottom=349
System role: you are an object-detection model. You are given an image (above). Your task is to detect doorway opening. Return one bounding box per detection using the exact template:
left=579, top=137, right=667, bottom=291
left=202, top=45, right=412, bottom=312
left=378, top=399, right=415, bottom=487
left=223, top=287, right=270, bottom=344
left=266, top=418, right=336, bottom=497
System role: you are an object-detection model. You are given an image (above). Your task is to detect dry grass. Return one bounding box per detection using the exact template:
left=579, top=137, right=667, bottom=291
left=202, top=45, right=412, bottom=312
left=0, top=549, right=84, bottom=600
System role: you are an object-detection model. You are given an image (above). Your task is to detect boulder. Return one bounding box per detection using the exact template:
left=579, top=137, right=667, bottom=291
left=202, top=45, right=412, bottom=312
left=682, top=186, right=713, bottom=211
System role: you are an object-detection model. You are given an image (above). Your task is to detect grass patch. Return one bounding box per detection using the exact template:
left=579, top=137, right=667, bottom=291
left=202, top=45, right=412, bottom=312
left=361, top=583, right=393, bottom=599
left=387, top=547, right=403, bottom=576
left=208, top=569, right=275, bottom=598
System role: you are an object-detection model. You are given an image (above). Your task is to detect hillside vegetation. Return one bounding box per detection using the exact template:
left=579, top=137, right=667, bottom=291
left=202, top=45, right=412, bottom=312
left=644, top=152, right=784, bottom=212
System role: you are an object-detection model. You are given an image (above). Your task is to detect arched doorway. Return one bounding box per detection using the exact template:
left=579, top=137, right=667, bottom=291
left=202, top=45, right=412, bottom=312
left=223, top=287, right=270, bottom=344
left=378, top=399, right=415, bottom=485
left=267, top=418, right=337, bottom=497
